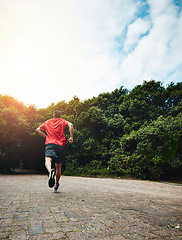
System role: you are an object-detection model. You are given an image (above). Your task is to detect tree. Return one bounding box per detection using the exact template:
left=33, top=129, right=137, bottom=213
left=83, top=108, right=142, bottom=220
left=0, top=80, right=182, bottom=181
left=0, top=99, right=29, bottom=171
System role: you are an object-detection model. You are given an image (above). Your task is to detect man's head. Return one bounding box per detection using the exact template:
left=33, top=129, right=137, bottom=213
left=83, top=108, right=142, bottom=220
left=53, top=110, right=62, bottom=118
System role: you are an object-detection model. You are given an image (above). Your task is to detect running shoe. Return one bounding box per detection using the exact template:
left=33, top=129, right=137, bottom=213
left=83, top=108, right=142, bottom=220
left=48, top=169, right=55, bottom=188
left=53, top=183, right=60, bottom=191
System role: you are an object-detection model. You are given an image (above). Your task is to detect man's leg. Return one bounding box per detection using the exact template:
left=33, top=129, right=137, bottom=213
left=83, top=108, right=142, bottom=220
left=55, top=163, right=62, bottom=187
left=45, top=157, right=52, bottom=173
left=45, top=157, right=55, bottom=188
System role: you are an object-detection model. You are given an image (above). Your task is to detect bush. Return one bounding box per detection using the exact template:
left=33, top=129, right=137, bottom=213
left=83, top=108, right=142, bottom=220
left=108, top=115, right=182, bottom=180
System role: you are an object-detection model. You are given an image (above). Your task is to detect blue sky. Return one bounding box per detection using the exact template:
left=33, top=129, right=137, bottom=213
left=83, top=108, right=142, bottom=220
left=0, top=0, right=182, bottom=108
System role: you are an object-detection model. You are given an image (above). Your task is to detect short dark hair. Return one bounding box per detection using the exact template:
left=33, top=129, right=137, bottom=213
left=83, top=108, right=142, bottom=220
left=53, top=110, right=62, bottom=118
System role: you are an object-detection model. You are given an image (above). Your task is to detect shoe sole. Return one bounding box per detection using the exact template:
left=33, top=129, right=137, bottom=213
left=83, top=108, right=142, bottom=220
left=48, top=169, right=55, bottom=188
left=53, top=183, right=59, bottom=191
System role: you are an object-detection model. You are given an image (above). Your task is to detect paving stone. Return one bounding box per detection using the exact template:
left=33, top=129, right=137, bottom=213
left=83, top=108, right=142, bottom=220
left=93, top=235, right=126, bottom=240
left=58, top=222, right=81, bottom=232
left=43, top=218, right=58, bottom=228
left=0, top=218, right=13, bottom=226
left=9, top=230, right=27, bottom=240
left=0, top=231, right=10, bottom=239
left=28, top=225, right=44, bottom=235
left=0, top=174, right=182, bottom=240
left=54, top=213, right=71, bottom=222
left=28, top=232, right=66, bottom=240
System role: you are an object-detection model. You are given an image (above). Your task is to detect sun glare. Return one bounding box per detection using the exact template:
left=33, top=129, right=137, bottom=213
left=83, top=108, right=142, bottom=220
left=13, top=57, right=32, bottom=78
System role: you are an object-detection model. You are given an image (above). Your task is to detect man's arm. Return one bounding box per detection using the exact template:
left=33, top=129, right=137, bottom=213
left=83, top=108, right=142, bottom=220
left=36, top=127, right=47, bottom=138
left=68, top=122, right=74, bottom=143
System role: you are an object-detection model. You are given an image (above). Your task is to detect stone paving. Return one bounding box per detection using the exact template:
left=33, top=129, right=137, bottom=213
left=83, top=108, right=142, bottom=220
left=0, top=174, right=182, bottom=240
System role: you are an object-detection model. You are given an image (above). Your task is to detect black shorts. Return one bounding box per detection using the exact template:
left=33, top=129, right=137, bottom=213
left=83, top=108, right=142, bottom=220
left=45, top=144, right=65, bottom=164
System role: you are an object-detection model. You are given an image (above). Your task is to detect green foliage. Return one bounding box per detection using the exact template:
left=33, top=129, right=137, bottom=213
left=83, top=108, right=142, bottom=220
left=0, top=80, right=182, bottom=181
left=108, top=114, right=182, bottom=179
left=63, top=159, right=110, bottom=177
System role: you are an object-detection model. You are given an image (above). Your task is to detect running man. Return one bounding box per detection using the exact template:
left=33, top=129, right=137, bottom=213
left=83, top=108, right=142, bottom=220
left=36, top=110, right=73, bottom=191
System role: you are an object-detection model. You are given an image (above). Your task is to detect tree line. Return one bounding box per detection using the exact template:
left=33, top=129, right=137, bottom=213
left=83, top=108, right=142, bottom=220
left=0, top=80, right=182, bottom=181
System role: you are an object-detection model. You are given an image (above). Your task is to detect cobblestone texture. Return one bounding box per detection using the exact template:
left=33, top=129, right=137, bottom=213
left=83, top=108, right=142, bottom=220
left=0, top=174, right=182, bottom=239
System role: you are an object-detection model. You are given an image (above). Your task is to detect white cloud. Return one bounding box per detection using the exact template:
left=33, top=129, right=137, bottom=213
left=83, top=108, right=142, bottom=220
left=123, top=17, right=151, bottom=53
left=0, top=0, right=181, bottom=108
left=0, top=0, right=141, bottom=107
left=149, top=0, right=175, bottom=17
left=119, top=0, right=182, bottom=89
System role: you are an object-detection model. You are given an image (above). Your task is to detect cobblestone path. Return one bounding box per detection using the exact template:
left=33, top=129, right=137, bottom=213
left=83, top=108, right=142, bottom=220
left=0, top=175, right=182, bottom=239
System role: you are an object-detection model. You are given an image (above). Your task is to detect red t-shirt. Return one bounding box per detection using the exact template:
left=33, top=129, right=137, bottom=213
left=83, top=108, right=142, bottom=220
left=39, top=118, right=69, bottom=146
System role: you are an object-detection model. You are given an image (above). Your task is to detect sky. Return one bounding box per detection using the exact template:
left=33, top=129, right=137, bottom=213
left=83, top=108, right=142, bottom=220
left=0, top=0, right=182, bottom=108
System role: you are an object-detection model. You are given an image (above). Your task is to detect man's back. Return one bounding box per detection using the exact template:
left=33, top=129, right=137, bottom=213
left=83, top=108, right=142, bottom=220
left=39, top=118, right=69, bottom=146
